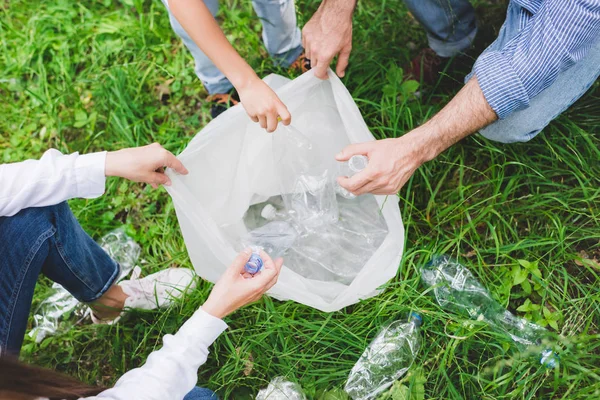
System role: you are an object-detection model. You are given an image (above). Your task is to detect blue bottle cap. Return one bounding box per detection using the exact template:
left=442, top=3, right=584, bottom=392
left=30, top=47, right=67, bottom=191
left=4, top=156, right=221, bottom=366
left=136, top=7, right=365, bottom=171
left=244, top=252, right=264, bottom=274
left=409, top=312, right=423, bottom=327
left=540, top=349, right=559, bottom=369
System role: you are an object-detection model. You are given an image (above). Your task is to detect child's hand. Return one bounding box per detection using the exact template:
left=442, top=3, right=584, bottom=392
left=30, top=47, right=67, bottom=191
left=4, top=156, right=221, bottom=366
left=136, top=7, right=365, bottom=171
left=238, top=78, right=292, bottom=133
left=202, top=249, right=283, bottom=319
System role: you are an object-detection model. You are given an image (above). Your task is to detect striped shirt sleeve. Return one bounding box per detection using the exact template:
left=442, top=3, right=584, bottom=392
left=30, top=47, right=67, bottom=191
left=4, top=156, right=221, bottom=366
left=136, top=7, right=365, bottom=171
left=474, top=0, right=600, bottom=119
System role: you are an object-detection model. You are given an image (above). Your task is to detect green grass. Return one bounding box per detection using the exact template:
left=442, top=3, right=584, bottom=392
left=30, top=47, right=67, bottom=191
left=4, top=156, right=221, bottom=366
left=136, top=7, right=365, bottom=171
left=1, top=0, right=599, bottom=398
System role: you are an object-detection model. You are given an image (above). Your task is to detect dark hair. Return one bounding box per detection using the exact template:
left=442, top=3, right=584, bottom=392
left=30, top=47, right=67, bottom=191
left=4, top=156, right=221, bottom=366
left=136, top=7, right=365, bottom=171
left=0, top=356, right=103, bottom=400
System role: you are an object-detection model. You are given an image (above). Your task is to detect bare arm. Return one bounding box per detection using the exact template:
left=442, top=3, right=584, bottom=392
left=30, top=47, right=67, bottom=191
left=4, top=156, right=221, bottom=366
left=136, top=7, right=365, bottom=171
left=168, top=0, right=291, bottom=131
left=337, top=76, right=497, bottom=195
left=303, top=0, right=357, bottom=78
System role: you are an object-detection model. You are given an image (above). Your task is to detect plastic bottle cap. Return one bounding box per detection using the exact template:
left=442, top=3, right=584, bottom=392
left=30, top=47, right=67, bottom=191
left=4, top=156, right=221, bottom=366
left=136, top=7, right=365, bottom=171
left=540, top=349, right=559, bottom=369
left=245, top=252, right=264, bottom=274
left=261, top=204, right=277, bottom=220
left=348, top=155, right=368, bottom=173
left=410, top=312, right=423, bottom=327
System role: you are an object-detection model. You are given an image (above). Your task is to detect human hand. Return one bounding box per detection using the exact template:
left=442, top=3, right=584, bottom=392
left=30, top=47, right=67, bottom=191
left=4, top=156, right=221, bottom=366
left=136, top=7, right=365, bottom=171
left=202, top=249, right=284, bottom=319
left=302, top=0, right=355, bottom=79
left=105, top=143, right=188, bottom=189
left=238, top=77, right=291, bottom=133
left=336, top=132, right=435, bottom=195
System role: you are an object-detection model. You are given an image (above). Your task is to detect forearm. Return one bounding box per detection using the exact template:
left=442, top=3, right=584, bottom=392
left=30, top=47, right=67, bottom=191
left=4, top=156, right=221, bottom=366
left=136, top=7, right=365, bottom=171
left=169, top=0, right=258, bottom=90
left=319, top=0, right=357, bottom=14
left=411, top=75, right=497, bottom=163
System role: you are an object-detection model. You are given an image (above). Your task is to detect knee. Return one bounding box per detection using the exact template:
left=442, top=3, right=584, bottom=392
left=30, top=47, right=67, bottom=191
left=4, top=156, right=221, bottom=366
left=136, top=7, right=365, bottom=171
left=479, top=122, right=542, bottom=144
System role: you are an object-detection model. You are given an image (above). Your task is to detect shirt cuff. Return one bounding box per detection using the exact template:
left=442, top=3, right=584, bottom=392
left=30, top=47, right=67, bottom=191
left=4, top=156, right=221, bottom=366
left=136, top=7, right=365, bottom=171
left=176, top=308, right=229, bottom=346
left=74, top=151, right=107, bottom=199
left=473, top=51, right=530, bottom=119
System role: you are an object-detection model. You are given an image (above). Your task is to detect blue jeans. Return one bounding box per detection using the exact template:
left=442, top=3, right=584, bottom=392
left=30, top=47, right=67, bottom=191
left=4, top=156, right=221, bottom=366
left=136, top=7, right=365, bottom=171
left=161, top=0, right=303, bottom=94
left=183, top=387, right=219, bottom=400
left=0, top=202, right=120, bottom=356
left=405, top=0, right=600, bottom=143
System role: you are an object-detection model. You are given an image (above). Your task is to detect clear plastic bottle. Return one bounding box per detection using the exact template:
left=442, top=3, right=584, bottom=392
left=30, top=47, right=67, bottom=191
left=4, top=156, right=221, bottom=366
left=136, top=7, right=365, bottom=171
left=421, top=255, right=559, bottom=368
left=337, top=155, right=369, bottom=199
left=256, top=377, right=307, bottom=400
left=273, top=125, right=339, bottom=230
left=345, top=312, right=422, bottom=400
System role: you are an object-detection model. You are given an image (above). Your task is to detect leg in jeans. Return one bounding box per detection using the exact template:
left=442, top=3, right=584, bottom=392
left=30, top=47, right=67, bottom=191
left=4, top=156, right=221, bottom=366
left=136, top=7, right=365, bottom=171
left=160, top=0, right=302, bottom=95
left=251, top=0, right=303, bottom=67
left=160, top=0, right=232, bottom=95
left=183, top=387, right=219, bottom=400
left=0, top=202, right=120, bottom=356
left=403, top=0, right=477, bottom=57
left=470, top=3, right=600, bottom=143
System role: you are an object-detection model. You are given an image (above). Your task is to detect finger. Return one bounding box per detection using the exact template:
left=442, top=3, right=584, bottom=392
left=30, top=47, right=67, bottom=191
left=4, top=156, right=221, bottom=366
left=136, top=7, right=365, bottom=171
left=230, top=248, right=254, bottom=274
left=336, top=142, right=374, bottom=161
left=266, top=112, right=278, bottom=133
left=151, top=171, right=171, bottom=187
left=163, top=151, right=188, bottom=175
left=337, top=169, right=372, bottom=193
left=151, top=183, right=158, bottom=189
left=249, top=114, right=259, bottom=123
left=276, top=103, right=292, bottom=126
left=258, top=115, right=267, bottom=130
left=336, top=47, right=352, bottom=78
left=312, top=58, right=330, bottom=80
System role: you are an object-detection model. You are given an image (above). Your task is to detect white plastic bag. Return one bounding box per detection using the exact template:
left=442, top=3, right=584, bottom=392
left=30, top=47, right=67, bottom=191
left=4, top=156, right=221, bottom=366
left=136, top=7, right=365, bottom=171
left=166, top=70, right=404, bottom=312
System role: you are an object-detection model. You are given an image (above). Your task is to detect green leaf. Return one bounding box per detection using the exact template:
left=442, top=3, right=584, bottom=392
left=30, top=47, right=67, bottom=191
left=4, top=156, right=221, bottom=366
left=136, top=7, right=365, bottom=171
left=549, top=319, right=559, bottom=330
left=520, top=279, right=532, bottom=295
left=318, top=388, right=349, bottom=400
left=530, top=267, right=543, bottom=279
left=518, top=259, right=532, bottom=269
left=543, top=307, right=553, bottom=319
left=400, top=80, right=419, bottom=95
left=512, top=266, right=528, bottom=285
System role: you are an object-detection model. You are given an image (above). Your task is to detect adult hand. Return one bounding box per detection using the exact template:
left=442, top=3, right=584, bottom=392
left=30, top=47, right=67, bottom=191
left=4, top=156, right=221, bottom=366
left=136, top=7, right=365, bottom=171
left=202, top=249, right=283, bottom=319
left=105, top=143, right=188, bottom=189
left=302, top=0, right=355, bottom=79
left=238, top=77, right=292, bottom=133
left=336, top=132, right=435, bottom=196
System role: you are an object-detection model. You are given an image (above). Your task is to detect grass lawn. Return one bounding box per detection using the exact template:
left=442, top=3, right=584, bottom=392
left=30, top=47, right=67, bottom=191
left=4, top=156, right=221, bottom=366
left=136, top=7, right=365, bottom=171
left=1, top=0, right=599, bottom=398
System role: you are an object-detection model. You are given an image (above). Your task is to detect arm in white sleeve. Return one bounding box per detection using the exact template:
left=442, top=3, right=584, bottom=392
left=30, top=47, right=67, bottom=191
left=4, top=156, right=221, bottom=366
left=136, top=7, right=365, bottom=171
left=0, top=149, right=107, bottom=217
left=88, top=309, right=228, bottom=400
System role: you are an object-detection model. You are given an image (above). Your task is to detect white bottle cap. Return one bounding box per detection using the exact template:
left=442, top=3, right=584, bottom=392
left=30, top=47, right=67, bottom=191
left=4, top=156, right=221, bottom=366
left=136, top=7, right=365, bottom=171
left=261, top=204, right=278, bottom=220
left=348, top=155, right=368, bottom=173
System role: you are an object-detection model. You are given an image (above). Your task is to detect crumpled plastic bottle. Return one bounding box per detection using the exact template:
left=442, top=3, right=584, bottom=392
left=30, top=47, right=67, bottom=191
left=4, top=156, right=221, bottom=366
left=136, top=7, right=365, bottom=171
left=273, top=125, right=339, bottom=230
left=421, top=255, right=559, bottom=368
left=337, top=155, right=369, bottom=199
left=345, top=313, right=423, bottom=400
left=28, top=228, right=140, bottom=343
left=255, top=376, right=307, bottom=400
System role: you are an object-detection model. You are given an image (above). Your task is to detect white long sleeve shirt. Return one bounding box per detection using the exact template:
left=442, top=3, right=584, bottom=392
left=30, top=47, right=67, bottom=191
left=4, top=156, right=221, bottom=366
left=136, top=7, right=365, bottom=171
left=0, top=149, right=107, bottom=217
left=87, top=309, right=228, bottom=400
left=2, top=151, right=229, bottom=398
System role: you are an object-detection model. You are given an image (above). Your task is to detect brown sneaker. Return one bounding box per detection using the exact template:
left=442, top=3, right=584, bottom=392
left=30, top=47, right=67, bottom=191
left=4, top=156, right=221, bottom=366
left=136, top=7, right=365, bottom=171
left=207, top=92, right=239, bottom=119
left=289, top=52, right=311, bottom=74
left=404, top=48, right=447, bottom=85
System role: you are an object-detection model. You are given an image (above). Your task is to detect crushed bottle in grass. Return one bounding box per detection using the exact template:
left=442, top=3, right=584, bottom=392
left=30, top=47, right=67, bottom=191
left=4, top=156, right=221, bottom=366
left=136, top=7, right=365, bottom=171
left=255, top=377, right=307, bottom=400
left=421, top=255, right=560, bottom=368
left=345, top=313, right=423, bottom=400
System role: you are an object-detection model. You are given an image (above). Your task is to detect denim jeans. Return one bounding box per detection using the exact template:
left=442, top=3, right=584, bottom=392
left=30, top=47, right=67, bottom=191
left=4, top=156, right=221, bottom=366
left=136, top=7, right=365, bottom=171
left=183, top=387, right=219, bottom=400
left=161, top=0, right=303, bottom=94
left=405, top=0, right=600, bottom=143
left=0, top=202, right=120, bottom=356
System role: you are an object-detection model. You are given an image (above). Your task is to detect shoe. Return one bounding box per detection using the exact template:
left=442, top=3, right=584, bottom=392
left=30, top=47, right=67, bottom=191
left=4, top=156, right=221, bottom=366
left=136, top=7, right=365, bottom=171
left=91, top=267, right=197, bottom=325
left=208, top=92, right=239, bottom=119
left=289, top=51, right=311, bottom=74
left=119, top=267, right=197, bottom=310
left=404, top=48, right=447, bottom=85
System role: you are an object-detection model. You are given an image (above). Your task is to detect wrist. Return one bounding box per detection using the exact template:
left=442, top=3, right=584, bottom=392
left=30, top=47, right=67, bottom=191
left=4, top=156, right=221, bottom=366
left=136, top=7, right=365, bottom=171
left=202, top=299, right=229, bottom=319
left=229, top=65, right=260, bottom=92
left=104, top=150, right=122, bottom=178
left=402, top=126, right=444, bottom=165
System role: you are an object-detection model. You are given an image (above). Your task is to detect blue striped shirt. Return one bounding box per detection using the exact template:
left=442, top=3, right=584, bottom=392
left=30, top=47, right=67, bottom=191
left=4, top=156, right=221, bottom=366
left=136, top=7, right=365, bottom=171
left=473, top=0, right=600, bottom=119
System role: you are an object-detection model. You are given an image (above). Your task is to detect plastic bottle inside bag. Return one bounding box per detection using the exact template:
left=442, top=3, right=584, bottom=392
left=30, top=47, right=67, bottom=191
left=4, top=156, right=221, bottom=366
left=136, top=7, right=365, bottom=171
left=273, top=125, right=339, bottom=230
left=421, top=255, right=559, bottom=368
left=345, top=313, right=423, bottom=400
left=337, top=155, right=369, bottom=199
left=243, top=221, right=299, bottom=260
